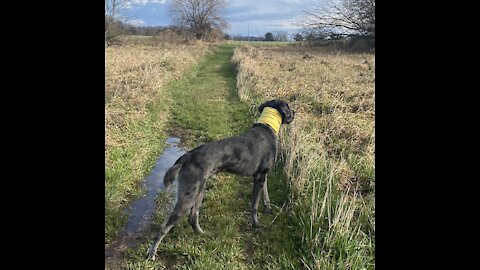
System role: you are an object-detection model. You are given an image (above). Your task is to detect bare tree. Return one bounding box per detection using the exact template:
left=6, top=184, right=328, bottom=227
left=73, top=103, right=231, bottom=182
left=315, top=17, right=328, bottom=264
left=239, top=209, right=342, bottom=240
left=273, top=31, right=288, bottom=41
left=293, top=33, right=304, bottom=41
left=105, top=0, right=129, bottom=46
left=170, top=0, right=229, bottom=39
left=297, top=0, right=375, bottom=39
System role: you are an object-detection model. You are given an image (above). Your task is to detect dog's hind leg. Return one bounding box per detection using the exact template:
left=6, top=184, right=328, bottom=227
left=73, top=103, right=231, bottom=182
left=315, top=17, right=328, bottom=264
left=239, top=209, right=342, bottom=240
left=262, top=176, right=272, bottom=214
left=188, top=181, right=207, bottom=234
left=251, top=173, right=266, bottom=227
left=147, top=195, right=195, bottom=260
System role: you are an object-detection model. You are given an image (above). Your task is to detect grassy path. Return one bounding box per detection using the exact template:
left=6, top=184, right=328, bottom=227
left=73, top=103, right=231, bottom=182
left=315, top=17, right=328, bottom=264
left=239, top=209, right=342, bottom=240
left=117, top=44, right=300, bottom=270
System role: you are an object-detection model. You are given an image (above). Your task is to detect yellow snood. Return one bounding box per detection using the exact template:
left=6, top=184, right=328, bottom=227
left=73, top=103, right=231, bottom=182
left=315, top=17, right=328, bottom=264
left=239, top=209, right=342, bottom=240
left=256, top=107, right=282, bottom=135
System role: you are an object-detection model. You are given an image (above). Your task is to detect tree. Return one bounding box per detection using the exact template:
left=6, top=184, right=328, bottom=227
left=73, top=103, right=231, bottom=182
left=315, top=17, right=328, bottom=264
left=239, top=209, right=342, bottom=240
left=170, top=0, right=229, bottom=39
left=265, top=32, right=274, bottom=41
left=273, top=31, right=288, bottom=41
left=293, top=33, right=304, bottom=41
left=105, top=0, right=129, bottom=46
left=297, top=0, right=375, bottom=39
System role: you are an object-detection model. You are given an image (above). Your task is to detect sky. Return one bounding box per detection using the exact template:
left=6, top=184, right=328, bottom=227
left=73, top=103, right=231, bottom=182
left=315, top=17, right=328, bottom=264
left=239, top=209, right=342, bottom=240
left=121, top=0, right=324, bottom=38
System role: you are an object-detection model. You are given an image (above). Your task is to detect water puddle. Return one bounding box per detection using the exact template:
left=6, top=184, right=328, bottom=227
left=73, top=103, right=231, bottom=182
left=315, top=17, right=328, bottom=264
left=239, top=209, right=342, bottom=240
left=121, top=137, right=185, bottom=236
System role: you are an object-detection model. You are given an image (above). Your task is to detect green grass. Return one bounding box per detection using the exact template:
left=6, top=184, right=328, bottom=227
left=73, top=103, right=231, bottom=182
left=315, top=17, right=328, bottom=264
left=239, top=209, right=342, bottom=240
left=119, top=35, right=154, bottom=41
left=105, top=44, right=211, bottom=243
left=105, top=96, right=169, bottom=242
left=117, top=44, right=304, bottom=269
left=167, top=44, right=252, bottom=145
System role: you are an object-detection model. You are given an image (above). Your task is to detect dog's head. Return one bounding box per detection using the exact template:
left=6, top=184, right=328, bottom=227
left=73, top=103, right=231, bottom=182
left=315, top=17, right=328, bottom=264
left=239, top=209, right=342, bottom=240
left=258, top=99, right=295, bottom=124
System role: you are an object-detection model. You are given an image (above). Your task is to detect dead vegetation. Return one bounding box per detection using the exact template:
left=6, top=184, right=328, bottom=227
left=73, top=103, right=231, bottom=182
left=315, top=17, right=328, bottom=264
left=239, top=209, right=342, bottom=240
left=232, top=44, right=375, bottom=268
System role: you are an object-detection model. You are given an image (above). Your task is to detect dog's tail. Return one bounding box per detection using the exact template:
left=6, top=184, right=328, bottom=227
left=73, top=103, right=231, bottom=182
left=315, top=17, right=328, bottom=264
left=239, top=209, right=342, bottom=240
left=164, top=153, right=190, bottom=189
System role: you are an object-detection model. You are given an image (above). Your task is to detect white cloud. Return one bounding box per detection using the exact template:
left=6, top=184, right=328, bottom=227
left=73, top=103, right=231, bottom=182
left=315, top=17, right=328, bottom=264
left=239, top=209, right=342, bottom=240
left=131, top=0, right=166, bottom=4
left=129, top=19, right=146, bottom=26
left=125, top=0, right=167, bottom=9
left=225, top=0, right=319, bottom=36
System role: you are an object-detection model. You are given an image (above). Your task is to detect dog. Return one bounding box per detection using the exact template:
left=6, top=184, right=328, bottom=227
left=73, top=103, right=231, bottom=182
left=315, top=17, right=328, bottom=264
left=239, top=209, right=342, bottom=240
left=147, top=99, right=294, bottom=260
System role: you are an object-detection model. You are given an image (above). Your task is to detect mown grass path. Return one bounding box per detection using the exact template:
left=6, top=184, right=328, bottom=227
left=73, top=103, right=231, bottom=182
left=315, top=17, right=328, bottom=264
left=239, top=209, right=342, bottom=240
left=117, top=44, right=300, bottom=270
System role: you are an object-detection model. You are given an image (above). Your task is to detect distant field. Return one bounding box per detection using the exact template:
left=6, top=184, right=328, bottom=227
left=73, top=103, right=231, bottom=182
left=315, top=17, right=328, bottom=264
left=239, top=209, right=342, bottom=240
left=116, top=35, right=295, bottom=47
left=233, top=44, right=375, bottom=269
left=127, top=35, right=152, bottom=39
left=228, top=40, right=295, bottom=46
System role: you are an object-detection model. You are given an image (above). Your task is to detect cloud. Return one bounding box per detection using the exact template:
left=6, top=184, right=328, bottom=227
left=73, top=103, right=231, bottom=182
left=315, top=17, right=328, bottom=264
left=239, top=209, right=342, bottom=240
left=132, top=0, right=166, bottom=4
left=125, top=0, right=167, bottom=9
left=129, top=19, right=146, bottom=26
left=224, top=0, right=321, bottom=36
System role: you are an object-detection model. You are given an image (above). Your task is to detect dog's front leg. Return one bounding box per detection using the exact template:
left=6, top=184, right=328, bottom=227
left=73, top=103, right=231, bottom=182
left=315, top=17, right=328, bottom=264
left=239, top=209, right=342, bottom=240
left=251, top=173, right=266, bottom=227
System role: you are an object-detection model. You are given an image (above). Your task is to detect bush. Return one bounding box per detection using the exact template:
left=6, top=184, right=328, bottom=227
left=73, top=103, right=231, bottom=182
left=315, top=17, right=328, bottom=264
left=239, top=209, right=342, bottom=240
left=152, top=29, right=191, bottom=45
left=345, top=36, right=375, bottom=52
left=204, top=28, right=225, bottom=42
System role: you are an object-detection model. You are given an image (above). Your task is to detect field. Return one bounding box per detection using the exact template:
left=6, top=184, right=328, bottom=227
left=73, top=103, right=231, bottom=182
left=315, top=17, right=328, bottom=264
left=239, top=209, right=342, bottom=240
left=232, top=44, right=375, bottom=269
left=227, top=40, right=295, bottom=47
left=105, top=42, right=212, bottom=241
left=105, top=40, right=375, bottom=269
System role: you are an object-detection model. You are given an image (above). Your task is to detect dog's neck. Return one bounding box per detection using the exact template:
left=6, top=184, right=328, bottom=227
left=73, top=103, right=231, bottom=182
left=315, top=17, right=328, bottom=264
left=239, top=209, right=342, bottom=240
left=256, top=107, right=282, bottom=135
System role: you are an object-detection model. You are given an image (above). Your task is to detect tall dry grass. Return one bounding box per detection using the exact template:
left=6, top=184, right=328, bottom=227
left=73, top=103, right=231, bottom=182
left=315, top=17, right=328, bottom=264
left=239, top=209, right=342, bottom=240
left=105, top=43, right=211, bottom=241
left=233, top=45, right=375, bottom=269
left=105, top=44, right=208, bottom=151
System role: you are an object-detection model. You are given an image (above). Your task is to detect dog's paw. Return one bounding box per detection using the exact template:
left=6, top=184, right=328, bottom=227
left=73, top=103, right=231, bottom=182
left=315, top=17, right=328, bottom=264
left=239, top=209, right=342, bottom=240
left=252, top=223, right=263, bottom=231
left=263, top=207, right=272, bottom=214
left=194, top=226, right=205, bottom=234
left=147, top=253, right=156, bottom=261
left=146, top=247, right=157, bottom=261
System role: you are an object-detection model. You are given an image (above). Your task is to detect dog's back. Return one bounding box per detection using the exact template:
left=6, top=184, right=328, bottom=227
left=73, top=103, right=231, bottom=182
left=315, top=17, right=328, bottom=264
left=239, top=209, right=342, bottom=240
left=174, top=124, right=277, bottom=183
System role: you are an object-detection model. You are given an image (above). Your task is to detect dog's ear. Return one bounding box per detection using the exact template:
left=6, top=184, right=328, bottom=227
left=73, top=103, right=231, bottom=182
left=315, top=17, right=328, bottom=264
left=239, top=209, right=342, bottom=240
left=281, top=108, right=294, bottom=124
left=258, top=99, right=276, bottom=113
left=277, top=102, right=294, bottom=124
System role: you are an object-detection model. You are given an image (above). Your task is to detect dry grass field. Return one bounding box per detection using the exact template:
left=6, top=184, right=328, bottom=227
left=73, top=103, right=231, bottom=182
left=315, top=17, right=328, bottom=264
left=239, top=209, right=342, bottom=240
left=232, top=44, right=375, bottom=269
left=105, top=42, right=211, bottom=241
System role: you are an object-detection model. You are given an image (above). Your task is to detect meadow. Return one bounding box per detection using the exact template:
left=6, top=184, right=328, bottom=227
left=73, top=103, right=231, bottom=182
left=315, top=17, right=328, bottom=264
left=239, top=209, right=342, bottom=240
left=105, top=39, right=375, bottom=269
left=232, top=44, right=375, bottom=269
left=105, top=42, right=211, bottom=241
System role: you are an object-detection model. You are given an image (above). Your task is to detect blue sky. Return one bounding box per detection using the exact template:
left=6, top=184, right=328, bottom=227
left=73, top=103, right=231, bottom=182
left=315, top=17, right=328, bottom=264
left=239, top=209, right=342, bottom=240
left=122, top=0, right=323, bottom=38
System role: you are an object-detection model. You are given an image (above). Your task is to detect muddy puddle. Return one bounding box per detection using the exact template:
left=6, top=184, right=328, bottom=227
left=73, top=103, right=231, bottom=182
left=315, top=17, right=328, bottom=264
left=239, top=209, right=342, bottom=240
left=121, top=137, right=185, bottom=236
